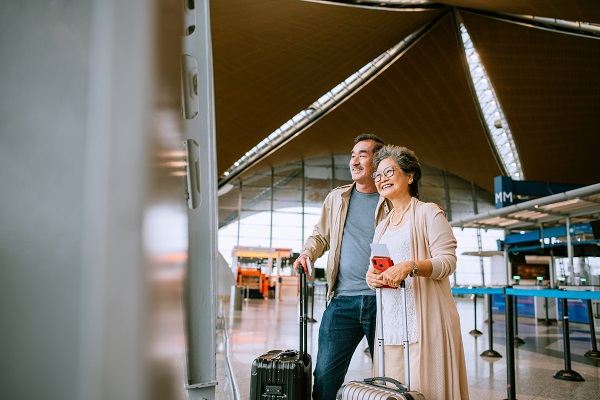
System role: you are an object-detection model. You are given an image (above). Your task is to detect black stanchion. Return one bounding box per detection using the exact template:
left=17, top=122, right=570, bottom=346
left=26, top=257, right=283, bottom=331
left=481, top=293, right=502, bottom=358
left=513, top=297, right=525, bottom=345
left=470, top=294, right=483, bottom=336
left=554, top=298, right=585, bottom=381
left=584, top=299, right=600, bottom=359
left=542, top=297, right=553, bottom=326
left=504, top=293, right=516, bottom=400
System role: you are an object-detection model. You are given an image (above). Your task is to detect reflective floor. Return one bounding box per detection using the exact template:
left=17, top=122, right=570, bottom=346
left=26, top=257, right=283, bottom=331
left=216, top=293, right=600, bottom=400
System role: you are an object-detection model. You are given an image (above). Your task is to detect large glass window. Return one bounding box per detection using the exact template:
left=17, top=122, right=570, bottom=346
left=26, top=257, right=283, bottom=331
left=454, top=228, right=505, bottom=286
left=218, top=155, right=497, bottom=285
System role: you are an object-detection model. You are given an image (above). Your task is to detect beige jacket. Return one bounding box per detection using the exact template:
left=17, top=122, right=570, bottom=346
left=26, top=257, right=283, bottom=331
left=373, top=197, right=470, bottom=399
left=301, top=183, right=391, bottom=300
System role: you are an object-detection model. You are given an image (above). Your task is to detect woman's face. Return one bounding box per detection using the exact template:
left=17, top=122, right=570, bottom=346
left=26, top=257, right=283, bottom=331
left=373, top=157, right=412, bottom=200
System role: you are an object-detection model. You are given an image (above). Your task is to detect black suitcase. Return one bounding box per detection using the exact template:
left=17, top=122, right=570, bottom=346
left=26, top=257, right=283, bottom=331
left=249, top=266, right=312, bottom=400
left=336, top=281, right=425, bottom=400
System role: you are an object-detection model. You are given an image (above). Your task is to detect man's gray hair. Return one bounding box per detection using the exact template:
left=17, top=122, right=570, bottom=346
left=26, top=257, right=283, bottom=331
left=354, top=133, right=385, bottom=153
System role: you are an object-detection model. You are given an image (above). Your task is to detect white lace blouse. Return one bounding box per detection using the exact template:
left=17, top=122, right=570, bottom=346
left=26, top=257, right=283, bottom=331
left=378, top=222, right=419, bottom=345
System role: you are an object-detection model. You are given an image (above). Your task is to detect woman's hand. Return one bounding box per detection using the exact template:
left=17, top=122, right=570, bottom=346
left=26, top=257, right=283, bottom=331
left=366, top=266, right=384, bottom=289
left=379, top=261, right=413, bottom=288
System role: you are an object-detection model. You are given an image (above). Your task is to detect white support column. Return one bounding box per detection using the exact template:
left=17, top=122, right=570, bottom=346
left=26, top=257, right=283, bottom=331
left=0, top=1, right=156, bottom=399
left=182, top=1, right=218, bottom=398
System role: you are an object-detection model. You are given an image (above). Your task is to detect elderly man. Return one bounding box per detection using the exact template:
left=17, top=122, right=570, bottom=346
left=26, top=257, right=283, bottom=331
left=294, top=133, right=391, bottom=400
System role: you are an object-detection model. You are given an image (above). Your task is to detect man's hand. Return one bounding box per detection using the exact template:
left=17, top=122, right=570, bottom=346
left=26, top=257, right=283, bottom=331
left=293, top=254, right=312, bottom=280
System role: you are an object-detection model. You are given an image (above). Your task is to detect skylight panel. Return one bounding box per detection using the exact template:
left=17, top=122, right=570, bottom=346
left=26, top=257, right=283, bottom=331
left=460, top=24, right=524, bottom=180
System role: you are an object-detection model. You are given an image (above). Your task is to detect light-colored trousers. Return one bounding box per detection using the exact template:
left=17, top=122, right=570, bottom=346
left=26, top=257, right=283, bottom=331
left=373, top=341, right=421, bottom=393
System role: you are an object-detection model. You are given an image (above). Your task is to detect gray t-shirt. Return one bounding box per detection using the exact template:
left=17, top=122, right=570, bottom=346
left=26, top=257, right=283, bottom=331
left=335, top=187, right=379, bottom=296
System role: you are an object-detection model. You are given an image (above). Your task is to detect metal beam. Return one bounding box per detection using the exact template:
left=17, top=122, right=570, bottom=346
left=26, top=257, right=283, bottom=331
left=451, top=183, right=600, bottom=229
left=460, top=8, right=600, bottom=40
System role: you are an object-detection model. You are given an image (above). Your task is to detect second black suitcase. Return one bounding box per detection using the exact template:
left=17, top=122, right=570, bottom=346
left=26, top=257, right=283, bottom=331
left=249, top=266, right=312, bottom=400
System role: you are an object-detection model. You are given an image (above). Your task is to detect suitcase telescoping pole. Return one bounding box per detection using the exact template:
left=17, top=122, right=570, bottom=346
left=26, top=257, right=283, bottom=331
left=297, top=260, right=309, bottom=363
left=400, top=280, right=410, bottom=391
left=377, top=280, right=410, bottom=390
left=376, top=286, right=385, bottom=378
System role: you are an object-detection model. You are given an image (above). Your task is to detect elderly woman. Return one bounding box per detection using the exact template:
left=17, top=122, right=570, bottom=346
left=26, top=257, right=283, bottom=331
left=366, top=145, right=469, bottom=399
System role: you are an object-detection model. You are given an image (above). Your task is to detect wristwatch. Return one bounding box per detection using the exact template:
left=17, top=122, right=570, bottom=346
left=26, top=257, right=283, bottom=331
left=410, top=261, right=419, bottom=277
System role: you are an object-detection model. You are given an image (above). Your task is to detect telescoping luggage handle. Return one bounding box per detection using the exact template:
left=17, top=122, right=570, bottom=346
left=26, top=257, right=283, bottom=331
left=375, top=280, right=411, bottom=391
left=399, top=280, right=410, bottom=391
left=297, top=259, right=310, bottom=363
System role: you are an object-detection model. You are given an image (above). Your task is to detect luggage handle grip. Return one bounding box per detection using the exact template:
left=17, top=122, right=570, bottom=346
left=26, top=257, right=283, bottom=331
left=363, top=376, right=409, bottom=392
left=273, top=350, right=297, bottom=360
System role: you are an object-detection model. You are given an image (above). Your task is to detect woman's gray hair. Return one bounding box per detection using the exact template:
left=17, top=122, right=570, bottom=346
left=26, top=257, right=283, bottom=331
left=373, top=144, right=422, bottom=199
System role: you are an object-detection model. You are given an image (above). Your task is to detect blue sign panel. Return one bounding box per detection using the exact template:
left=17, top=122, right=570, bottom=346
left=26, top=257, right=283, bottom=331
left=491, top=293, right=535, bottom=317
left=494, top=176, right=582, bottom=209
left=557, top=298, right=589, bottom=324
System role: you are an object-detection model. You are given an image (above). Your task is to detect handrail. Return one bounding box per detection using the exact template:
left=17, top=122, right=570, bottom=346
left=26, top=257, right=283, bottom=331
left=222, top=320, right=242, bottom=400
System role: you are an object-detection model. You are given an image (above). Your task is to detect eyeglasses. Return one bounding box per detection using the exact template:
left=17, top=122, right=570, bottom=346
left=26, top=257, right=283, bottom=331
left=372, top=166, right=396, bottom=183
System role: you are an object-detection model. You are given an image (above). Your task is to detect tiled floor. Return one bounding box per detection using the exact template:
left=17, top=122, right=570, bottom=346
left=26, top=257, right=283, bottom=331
left=215, top=293, right=600, bottom=400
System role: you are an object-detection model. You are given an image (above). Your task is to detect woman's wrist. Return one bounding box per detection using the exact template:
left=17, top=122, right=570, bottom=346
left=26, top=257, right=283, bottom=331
left=409, top=261, right=419, bottom=277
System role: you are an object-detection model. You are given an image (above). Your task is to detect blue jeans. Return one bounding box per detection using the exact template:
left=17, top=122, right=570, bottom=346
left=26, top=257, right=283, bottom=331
left=312, top=294, right=376, bottom=400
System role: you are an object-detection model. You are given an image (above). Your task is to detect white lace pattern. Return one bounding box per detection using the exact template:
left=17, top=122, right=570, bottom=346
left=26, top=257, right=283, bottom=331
left=379, top=223, right=419, bottom=345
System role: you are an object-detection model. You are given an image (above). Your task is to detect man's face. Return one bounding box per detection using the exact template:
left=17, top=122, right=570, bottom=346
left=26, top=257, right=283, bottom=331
left=349, top=140, right=377, bottom=184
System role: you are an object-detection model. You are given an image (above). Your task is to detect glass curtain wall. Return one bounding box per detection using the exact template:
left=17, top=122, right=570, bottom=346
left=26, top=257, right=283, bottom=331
left=218, top=155, right=501, bottom=286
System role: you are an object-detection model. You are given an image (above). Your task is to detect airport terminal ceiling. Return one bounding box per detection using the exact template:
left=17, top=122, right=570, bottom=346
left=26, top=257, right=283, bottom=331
left=208, top=0, right=600, bottom=195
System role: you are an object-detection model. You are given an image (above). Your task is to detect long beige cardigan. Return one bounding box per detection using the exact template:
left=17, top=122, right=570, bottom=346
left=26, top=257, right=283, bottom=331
left=373, top=197, right=470, bottom=399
